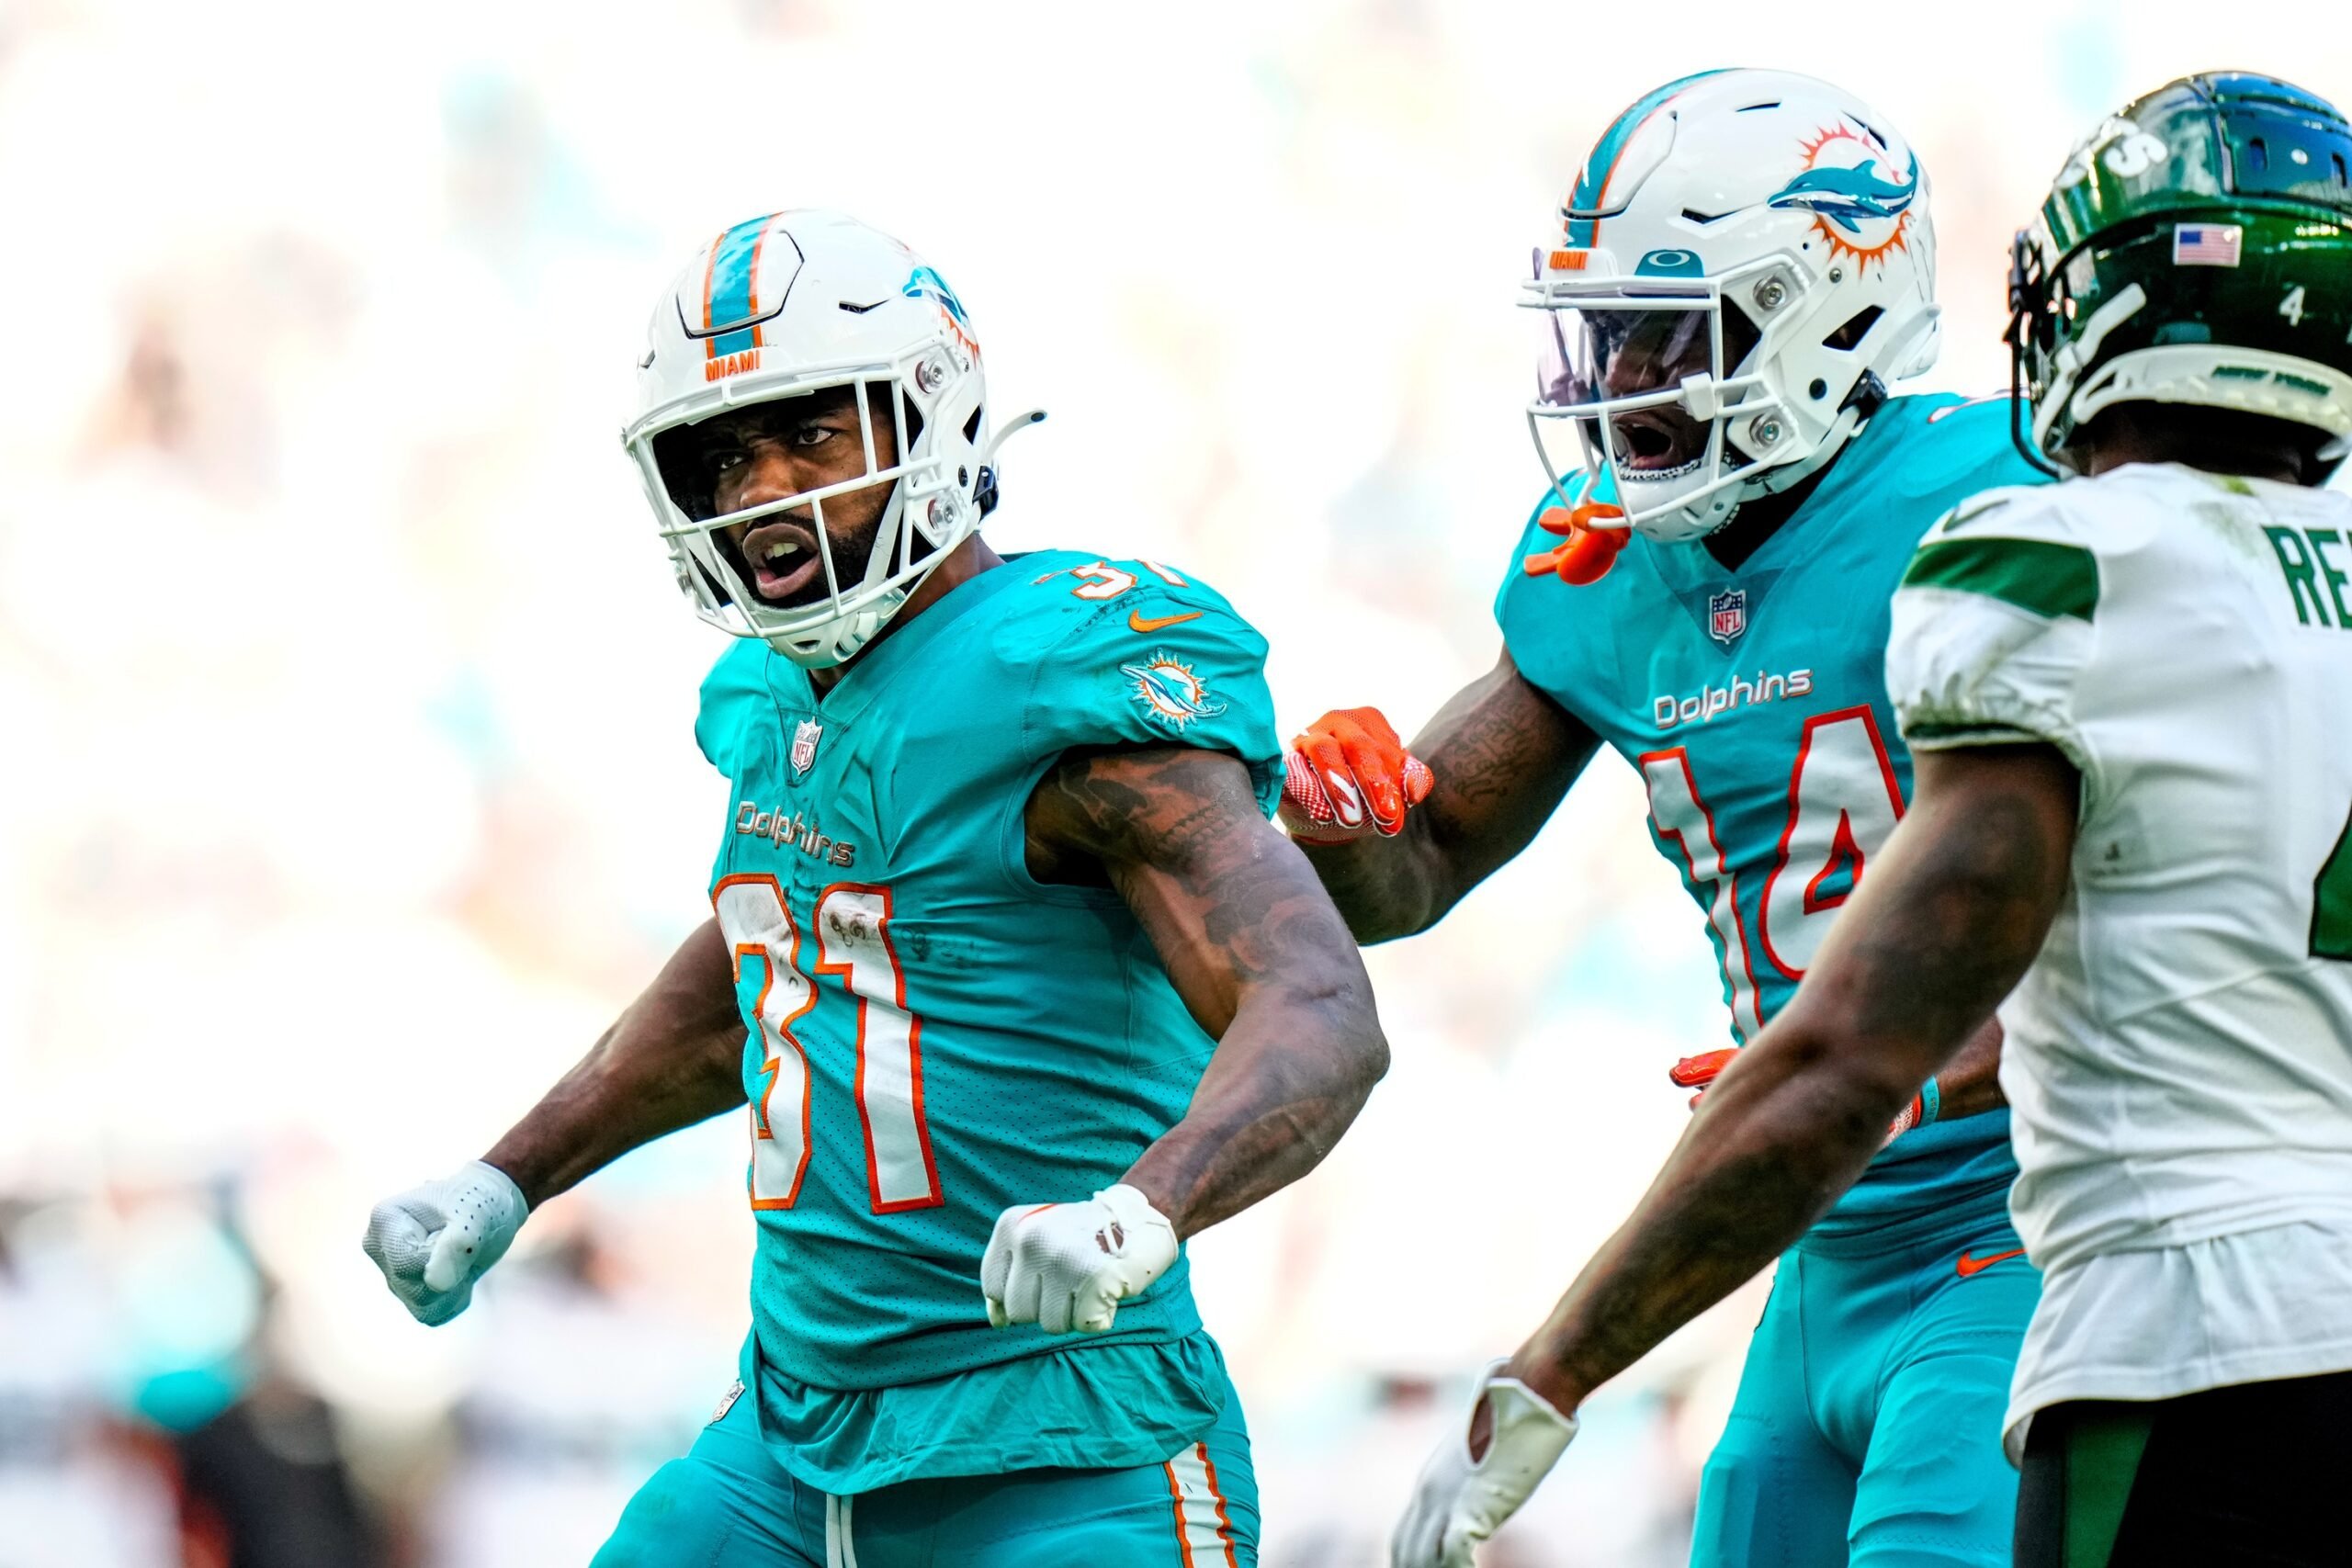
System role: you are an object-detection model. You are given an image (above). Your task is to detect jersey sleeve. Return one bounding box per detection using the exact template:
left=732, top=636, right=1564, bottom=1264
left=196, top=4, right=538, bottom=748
left=1492, top=491, right=1560, bottom=638
left=694, top=638, right=772, bottom=777
left=1014, top=563, right=1284, bottom=818
left=1884, top=485, right=2104, bottom=778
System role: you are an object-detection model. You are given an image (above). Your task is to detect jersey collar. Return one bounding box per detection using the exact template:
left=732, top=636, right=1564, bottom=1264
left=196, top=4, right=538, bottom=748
left=768, top=555, right=1024, bottom=725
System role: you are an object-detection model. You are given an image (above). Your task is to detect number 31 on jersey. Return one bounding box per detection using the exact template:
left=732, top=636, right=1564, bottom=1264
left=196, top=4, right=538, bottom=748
left=712, top=874, right=944, bottom=1214
left=1641, top=706, right=1906, bottom=1038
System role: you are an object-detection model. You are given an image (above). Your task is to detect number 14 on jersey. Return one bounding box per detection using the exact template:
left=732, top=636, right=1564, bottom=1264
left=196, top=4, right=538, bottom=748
left=1641, top=706, right=1907, bottom=1039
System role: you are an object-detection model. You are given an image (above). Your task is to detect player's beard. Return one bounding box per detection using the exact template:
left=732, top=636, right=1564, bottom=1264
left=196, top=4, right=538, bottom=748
left=729, top=488, right=908, bottom=609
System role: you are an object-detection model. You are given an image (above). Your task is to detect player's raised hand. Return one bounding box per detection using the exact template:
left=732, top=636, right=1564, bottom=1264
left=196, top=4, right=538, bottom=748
left=980, top=1184, right=1177, bottom=1335
left=1279, top=706, right=1435, bottom=843
left=1392, top=1364, right=1579, bottom=1567
left=362, top=1160, right=529, bottom=1326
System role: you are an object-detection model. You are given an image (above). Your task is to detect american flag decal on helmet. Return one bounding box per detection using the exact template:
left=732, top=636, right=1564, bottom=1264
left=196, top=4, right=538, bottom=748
left=2172, top=223, right=2243, bottom=267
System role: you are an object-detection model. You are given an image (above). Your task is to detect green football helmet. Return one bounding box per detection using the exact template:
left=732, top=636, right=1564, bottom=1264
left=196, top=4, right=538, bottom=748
left=2007, top=73, right=2352, bottom=477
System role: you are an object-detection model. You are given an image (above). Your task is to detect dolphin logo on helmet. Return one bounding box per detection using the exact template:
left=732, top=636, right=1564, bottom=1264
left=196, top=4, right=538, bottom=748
left=1768, top=156, right=1921, bottom=233
left=901, top=265, right=970, bottom=323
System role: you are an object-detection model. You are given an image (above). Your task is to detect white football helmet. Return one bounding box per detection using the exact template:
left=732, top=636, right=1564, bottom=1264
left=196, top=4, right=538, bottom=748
left=1526, top=69, right=1942, bottom=544
left=622, top=209, right=1033, bottom=668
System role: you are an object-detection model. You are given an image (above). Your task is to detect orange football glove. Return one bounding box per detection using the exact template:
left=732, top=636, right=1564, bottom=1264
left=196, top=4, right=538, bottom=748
left=1668, top=1048, right=1739, bottom=1111
left=1671, top=1047, right=1928, bottom=1145
left=1280, top=707, right=1435, bottom=844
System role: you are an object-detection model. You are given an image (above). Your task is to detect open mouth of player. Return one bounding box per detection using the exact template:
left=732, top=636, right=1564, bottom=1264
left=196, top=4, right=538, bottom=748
left=1609, top=408, right=1708, bottom=479
left=734, top=518, right=828, bottom=605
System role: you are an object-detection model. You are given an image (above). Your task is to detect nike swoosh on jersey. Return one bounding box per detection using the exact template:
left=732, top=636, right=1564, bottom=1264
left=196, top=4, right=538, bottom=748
left=1955, top=1247, right=2028, bottom=1278
left=1128, top=609, right=1204, bottom=633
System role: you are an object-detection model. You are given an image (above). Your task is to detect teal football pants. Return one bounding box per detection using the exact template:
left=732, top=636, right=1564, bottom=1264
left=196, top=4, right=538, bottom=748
left=592, top=1371, right=1256, bottom=1568
left=1690, top=1197, right=2039, bottom=1567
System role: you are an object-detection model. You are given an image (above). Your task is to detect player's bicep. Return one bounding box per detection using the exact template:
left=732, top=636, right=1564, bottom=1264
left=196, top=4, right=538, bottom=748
left=1027, top=744, right=1370, bottom=1037
left=1411, top=646, right=1602, bottom=887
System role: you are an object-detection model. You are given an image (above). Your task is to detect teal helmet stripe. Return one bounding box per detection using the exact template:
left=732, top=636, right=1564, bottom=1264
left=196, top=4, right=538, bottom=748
left=704, top=213, right=777, bottom=357
left=1564, top=70, right=1728, bottom=245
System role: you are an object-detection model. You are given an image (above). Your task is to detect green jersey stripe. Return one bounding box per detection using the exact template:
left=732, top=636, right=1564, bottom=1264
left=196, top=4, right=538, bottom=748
left=1903, top=536, right=2099, bottom=621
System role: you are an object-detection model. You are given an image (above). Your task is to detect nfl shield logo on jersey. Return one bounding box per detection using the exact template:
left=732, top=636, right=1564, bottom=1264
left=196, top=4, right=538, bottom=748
left=1709, top=588, right=1747, bottom=646
left=790, top=718, right=823, bottom=775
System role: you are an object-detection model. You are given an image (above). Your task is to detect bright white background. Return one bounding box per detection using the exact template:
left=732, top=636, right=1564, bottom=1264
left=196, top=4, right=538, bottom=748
left=1, top=5, right=2345, bottom=1563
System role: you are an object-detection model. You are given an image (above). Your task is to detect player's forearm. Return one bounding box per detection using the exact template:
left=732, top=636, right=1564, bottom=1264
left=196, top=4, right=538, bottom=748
left=1295, top=828, right=1457, bottom=942
left=1502, top=746, right=2080, bottom=1415
left=1123, top=976, right=1387, bottom=1238
left=1296, top=654, right=1596, bottom=942
left=1506, top=1029, right=1907, bottom=1411
left=482, top=919, right=747, bottom=1208
left=1033, top=744, right=1392, bottom=1233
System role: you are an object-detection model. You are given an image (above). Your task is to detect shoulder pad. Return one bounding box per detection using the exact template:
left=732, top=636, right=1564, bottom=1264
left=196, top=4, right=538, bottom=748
left=1009, top=554, right=1281, bottom=811
left=695, top=637, right=776, bottom=776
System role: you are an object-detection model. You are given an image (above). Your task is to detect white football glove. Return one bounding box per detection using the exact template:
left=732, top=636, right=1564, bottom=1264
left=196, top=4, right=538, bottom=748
left=1392, top=1364, right=1579, bottom=1568
left=980, top=1183, right=1178, bottom=1334
left=361, top=1160, right=529, bottom=1326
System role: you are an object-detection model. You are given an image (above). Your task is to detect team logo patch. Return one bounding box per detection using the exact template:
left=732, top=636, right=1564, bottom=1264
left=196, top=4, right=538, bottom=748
left=790, top=718, right=823, bottom=775
left=1709, top=588, right=1747, bottom=646
left=1766, top=119, right=1919, bottom=270
left=709, top=1378, right=744, bottom=1424
left=1120, top=651, right=1228, bottom=731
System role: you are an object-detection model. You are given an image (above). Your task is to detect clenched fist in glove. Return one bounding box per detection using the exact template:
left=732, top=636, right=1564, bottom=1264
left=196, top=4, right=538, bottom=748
left=1279, top=707, right=1435, bottom=843
left=980, top=1183, right=1178, bottom=1334
left=362, top=1160, right=529, bottom=1326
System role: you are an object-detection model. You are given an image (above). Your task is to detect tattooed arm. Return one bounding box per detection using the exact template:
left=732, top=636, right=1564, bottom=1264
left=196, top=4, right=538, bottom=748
left=482, top=919, right=749, bottom=1207
left=1302, top=648, right=1603, bottom=943
left=1503, top=742, right=2078, bottom=1415
left=1025, top=744, right=1389, bottom=1237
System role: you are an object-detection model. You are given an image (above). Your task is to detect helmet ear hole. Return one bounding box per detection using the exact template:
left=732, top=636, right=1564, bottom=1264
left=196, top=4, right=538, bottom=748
left=963, top=405, right=983, bottom=444
left=1824, top=305, right=1883, bottom=353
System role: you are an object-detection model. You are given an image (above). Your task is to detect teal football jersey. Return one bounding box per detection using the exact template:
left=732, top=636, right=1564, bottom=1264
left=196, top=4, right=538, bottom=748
left=1496, top=394, right=2050, bottom=1235
left=694, top=550, right=1283, bottom=1490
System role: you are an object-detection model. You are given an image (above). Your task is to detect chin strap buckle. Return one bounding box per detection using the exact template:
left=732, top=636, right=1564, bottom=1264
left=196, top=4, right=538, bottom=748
left=1839, top=370, right=1888, bottom=421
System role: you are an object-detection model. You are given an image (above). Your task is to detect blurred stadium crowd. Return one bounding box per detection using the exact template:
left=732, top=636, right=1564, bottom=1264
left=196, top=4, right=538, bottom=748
left=3, top=1, right=2345, bottom=1562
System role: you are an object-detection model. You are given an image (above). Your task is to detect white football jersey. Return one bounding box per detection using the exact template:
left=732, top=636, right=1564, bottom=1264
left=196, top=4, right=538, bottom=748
left=1887, top=460, right=2352, bottom=1447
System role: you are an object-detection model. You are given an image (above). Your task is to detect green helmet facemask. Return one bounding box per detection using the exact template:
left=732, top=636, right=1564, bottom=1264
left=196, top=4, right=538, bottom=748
left=2007, top=73, right=2352, bottom=479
